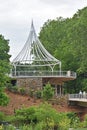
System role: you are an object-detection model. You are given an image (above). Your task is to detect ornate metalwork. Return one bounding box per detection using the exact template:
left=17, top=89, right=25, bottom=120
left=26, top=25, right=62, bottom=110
left=12, top=21, right=62, bottom=76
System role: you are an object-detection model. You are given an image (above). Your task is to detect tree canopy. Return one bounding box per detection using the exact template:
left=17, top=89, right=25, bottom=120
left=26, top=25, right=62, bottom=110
left=0, top=34, right=11, bottom=106
left=39, top=7, right=87, bottom=93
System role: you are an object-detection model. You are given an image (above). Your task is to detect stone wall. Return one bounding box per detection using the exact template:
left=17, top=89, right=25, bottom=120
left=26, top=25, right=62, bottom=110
left=16, top=77, right=42, bottom=90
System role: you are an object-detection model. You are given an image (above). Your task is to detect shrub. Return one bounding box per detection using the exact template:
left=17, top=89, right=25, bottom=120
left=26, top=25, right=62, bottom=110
left=0, top=92, right=9, bottom=106
left=14, top=106, right=37, bottom=125
left=58, top=116, right=70, bottom=130
left=82, top=114, right=87, bottom=128
left=42, top=83, right=54, bottom=101
left=7, top=103, right=82, bottom=130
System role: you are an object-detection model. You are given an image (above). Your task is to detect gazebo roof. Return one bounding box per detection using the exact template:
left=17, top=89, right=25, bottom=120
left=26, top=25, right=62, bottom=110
left=12, top=21, right=61, bottom=69
left=11, top=21, right=76, bottom=79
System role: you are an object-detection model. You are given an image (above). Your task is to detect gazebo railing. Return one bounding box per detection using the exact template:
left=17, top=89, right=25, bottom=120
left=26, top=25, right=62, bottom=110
left=10, top=70, right=76, bottom=78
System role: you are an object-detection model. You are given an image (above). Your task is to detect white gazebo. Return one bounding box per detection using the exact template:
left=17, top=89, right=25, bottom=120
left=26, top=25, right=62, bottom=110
left=11, top=21, right=76, bottom=96
left=12, top=21, right=62, bottom=77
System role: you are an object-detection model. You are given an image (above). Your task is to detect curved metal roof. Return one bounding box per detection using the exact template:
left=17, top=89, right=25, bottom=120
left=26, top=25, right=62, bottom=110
left=12, top=21, right=61, bottom=69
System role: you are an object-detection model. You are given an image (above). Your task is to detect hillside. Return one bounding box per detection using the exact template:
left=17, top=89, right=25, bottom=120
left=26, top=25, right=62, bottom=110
left=0, top=90, right=87, bottom=120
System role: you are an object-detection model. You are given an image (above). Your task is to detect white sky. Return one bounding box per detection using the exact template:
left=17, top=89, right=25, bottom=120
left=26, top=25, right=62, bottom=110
left=0, top=0, right=87, bottom=60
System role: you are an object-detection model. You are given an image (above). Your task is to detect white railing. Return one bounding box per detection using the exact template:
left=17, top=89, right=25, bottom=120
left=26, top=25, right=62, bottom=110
left=69, top=93, right=87, bottom=100
left=69, top=94, right=80, bottom=99
left=10, top=70, right=76, bottom=78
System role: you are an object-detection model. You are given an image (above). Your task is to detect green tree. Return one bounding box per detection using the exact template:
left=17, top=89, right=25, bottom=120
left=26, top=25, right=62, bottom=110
left=42, top=83, right=54, bottom=101
left=39, top=6, right=87, bottom=93
left=0, top=34, right=11, bottom=106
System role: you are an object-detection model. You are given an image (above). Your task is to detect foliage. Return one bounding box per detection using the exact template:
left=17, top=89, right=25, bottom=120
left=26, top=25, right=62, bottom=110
left=0, top=112, right=5, bottom=120
left=0, top=34, right=11, bottom=106
left=7, top=102, right=82, bottom=129
left=19, top=87, right=26, bottom=95
left=7, top=85, right=18, bottom=93
left=35, top=90, right=42, bottom=99
left=67, top=112, right=80, bottom=128
left=11, top=86, right=18, bottom=93
left=28, top=89, right=42, bottom=99
left=39, top=7, right=87, bottom=92
left=28, top=89, right=34, bottom=97
left=1, top=103, right=87, bottom=129
left=0, top=35, right=11, bottom=82
left=0, top=92, right=9, bottom=106
left=5, top=125, right=16, bottom=130
left=82, top=114, right=87, bottom=128
left=42, top=83, right=54, bottom=100
left=0, top=101, right=86, bottom=130
left=58, top=116, right=70, bottom=130
left=19, top=125, right=33, bottom=130
left=6, top=83, right=13, bottom=91
left=13, top=106, right=37, bottom=125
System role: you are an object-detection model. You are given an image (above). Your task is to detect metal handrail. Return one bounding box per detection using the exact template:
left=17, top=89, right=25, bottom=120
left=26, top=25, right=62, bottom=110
left=69, top=94, right=80, bottom=99
left=69, top=93, right=87, bottom=99
left=10, top=70, right=76, bottom=78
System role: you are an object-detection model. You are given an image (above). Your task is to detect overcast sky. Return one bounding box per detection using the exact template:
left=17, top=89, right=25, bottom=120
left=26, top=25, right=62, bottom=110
left=0, top=0, right=87, bottom=60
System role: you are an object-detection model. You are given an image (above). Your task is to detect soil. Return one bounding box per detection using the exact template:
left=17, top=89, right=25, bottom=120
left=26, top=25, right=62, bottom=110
left=0, top=90, right=87, bottom=120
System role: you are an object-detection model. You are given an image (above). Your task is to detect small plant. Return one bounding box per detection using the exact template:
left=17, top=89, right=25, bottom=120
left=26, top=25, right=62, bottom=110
left=13, top=86, right=18, bottom=93
left=29, top=89, right=34, bottom=97
left=35, top=90, right=42, bottom=99
left=6, top=83, right=18, bottom=94
left=42, top=83, right=54, bottom=101
left=0, top=112, right=5, bottom=120
left=6, top=83, right=13, bottom=91
left=19, top=87, right=26, bottom=95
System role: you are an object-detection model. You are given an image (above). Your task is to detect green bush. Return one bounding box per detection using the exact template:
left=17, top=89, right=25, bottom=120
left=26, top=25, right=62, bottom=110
left=34, top=122, right=43, bottom=130
left=67, top=112, right=80, bottom=128
left=82, top=114, right=87, bottom=128
left=42, top=83, right=54, bottom=101
left=6, top=103, right=82, bottom=130
left=14, top=106, right=37, bottom=125
left=58, top=116, right=70, bottom=130
left=0, top=92, right=9, bottom=106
